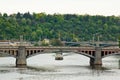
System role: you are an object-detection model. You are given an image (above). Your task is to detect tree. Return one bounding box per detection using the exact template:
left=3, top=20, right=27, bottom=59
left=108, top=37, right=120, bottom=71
left=0, top=12, right=119, bottom=41
left=16, top=12, right=22, bottom=19
left=31, top=31, right=37, bottom=40
left=50, top=39, right=64, bottom=46
left=3, top=13, right=8, bottom=17
left=41, top=39, right=50, bottom=46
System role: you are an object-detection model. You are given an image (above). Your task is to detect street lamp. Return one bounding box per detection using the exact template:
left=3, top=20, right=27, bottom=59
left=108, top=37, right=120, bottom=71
left=93, top=33, right=102, bottom=47
left=92, top=34, right=95, bottom=45
left=20, top=35, right=23, bottom=46
left=116, top=38, right=120, bottom=48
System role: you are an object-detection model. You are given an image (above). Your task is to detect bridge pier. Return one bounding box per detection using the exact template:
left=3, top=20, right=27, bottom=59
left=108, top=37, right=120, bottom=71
left=55, top=52, right=63, bottom=60
left=16, top=46, right=27, bottom=68
left=89, top=47, right=102, bottom=69
left=92, top=47, right=102, bottom=69
left=94, top=47, right=102, bottom=65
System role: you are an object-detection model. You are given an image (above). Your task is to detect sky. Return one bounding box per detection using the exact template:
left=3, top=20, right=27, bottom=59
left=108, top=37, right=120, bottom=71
left=0, top=0, right=120, bottom=16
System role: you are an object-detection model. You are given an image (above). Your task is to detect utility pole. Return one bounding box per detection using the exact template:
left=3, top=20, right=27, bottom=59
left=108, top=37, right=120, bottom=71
left=96, top=35, right=100, bottom=47
left=20, top=35, right=23, bottom=46
left=58, top=31, right=61, bottom=41
left=118, top=39, right=120, bottom=48
left=92, top=34, right=95, bottom=45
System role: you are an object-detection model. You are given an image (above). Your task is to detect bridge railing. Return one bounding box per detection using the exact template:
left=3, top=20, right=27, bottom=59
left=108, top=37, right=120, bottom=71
left=25, top=46, right=94, bottom=49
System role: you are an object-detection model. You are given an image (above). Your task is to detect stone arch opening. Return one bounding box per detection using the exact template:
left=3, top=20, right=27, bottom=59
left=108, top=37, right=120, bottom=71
left=0, top=52, right=16, bottom=58
left=102, top=52, right=120, bottom=58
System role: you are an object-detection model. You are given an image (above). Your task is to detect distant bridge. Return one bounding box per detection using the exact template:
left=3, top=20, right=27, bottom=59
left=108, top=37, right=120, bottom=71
left=63, top=41, right=118, bottom=47
left=0, top=46, right=120, bottom=68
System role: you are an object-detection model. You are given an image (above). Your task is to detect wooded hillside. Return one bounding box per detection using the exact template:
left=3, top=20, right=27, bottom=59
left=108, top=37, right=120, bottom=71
left=0, top=12, right=120, bottom=41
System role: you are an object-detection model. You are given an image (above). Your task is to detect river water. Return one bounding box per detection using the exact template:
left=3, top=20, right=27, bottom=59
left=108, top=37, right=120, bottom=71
left=0, top=53, right=120, bottom=80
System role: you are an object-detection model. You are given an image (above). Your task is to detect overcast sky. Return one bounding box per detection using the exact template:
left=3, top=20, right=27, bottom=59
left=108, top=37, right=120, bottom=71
left=0, top=0, right=120, bottom=16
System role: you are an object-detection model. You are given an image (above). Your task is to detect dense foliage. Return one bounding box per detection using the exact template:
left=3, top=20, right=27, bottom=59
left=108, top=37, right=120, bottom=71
left=0, top=12, right=120, bottom=41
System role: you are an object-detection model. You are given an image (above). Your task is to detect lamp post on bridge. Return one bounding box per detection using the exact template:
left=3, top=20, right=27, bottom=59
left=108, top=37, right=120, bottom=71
left=92, top=34, right=95, bottom=46
left=92, top=33, right=101, bottom=47
left=96, top=33, right=102, bottom=47
left=118, top=37, right=120, bottom=48
left=20, top=35, right=24, bottom=46
left=96, top=35, right=100, bottom=47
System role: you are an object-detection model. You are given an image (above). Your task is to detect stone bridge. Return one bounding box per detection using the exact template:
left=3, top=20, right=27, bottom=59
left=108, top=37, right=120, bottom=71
left=0, top=46, right=120, bottom=68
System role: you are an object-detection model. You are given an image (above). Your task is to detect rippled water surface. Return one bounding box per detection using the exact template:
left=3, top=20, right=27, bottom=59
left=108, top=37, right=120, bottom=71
left=0, top=53, right=120, bottom=80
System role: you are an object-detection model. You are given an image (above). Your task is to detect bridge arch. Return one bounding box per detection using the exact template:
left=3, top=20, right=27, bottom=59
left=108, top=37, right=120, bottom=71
left=72, top=51, right=95, bottom=59
left=26, top=50, right=95, bottom=59
left=26, top=52, right=53, bottom=58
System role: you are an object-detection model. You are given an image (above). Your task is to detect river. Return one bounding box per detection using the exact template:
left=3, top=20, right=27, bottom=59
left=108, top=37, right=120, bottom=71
left=0, top=53, right=120, bottom=80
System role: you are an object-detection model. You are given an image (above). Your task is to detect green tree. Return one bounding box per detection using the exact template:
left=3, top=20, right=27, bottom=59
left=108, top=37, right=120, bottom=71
left=41, top=39, right=50, bottom=46
left=0, top=12, right=119, bottom=41
left=50, top=39, right=64, bottom=46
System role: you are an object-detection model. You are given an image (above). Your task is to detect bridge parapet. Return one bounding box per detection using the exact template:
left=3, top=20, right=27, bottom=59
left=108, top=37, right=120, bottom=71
left=102, top=47, right=120, bottom=53
left=26, top=46, right=94, bottom=50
